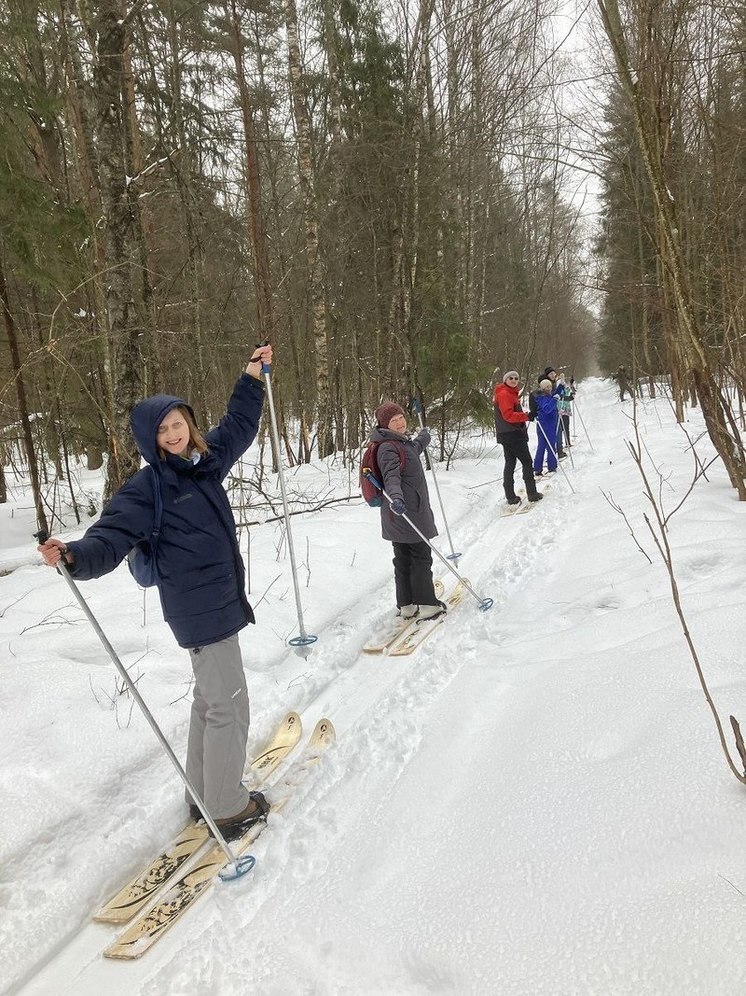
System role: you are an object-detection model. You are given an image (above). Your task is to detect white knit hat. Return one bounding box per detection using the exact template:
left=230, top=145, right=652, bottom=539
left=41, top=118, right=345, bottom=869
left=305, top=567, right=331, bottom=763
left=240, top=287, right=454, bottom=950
left=502, top=370, right=520, bottom=383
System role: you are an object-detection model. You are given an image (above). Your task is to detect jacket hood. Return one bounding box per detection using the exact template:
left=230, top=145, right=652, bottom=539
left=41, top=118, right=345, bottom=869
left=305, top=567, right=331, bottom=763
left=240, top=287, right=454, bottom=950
left=130, top=394, right=197, bottom=465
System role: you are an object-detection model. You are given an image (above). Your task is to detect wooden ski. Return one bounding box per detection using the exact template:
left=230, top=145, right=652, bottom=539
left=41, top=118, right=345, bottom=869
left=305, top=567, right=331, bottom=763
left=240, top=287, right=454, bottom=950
left=104, top=718, right=335, bottom=959
left=94, top=711, right=302, bottom=924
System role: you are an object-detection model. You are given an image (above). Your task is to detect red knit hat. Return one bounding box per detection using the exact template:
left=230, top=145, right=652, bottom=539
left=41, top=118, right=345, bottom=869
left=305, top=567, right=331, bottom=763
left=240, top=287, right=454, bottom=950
left=374, top=402, right=406, bottom=428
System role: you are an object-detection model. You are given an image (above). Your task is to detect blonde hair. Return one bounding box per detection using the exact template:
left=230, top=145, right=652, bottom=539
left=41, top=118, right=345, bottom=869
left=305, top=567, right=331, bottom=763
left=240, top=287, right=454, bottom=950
left=181, top=406, right=209, bottom=455
left=158, top=405, right=209, bottom=459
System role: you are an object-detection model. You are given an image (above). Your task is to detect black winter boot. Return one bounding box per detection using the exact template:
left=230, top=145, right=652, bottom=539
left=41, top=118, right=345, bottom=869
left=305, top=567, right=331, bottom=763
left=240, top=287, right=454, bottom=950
left=527, top=491, right=544, bottom=503
left=505, top=495, right=521, bottom=506
left=212, top=791, right=270, bottom=840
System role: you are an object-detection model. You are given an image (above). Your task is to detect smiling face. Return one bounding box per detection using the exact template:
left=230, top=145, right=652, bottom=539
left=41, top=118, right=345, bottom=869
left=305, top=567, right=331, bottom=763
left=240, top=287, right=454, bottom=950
left=157, top=408, right=191, bottom=457
left=387, top=412, right=408, bottom=434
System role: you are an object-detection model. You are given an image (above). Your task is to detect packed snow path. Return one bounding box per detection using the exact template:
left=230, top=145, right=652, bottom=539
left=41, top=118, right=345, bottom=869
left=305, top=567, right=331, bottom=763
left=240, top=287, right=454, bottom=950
left=1, top=379, right=745, bottom=995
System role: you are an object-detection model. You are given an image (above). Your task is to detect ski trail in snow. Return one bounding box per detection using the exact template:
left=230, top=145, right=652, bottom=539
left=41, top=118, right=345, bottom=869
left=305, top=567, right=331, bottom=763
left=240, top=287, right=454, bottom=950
left=16, top=380, right=717, bottom=996
left=10, top=444, right=581, bottom=995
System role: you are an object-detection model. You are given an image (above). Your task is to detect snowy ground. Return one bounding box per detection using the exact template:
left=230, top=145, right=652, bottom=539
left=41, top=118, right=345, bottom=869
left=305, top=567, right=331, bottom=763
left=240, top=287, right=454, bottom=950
left=2, top=378, right=746, bottom=996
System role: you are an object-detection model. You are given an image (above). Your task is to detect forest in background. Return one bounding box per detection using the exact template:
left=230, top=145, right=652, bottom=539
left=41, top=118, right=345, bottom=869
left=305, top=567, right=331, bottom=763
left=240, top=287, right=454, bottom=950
left=0, top=0, right=744, bottom=530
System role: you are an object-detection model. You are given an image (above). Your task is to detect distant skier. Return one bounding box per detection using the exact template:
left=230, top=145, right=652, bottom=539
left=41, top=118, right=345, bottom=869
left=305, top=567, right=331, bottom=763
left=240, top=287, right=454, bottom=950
left=530, top=366, right=566, bottom=458
left=493, top=371, right=543, bottom=506
left=556, top=373, right=575, bottom=449
left=533, top=378, right=560, bottom=476
left=367, top=402, right=446, bottom=622
left=613, top=366, right=634, bottom=401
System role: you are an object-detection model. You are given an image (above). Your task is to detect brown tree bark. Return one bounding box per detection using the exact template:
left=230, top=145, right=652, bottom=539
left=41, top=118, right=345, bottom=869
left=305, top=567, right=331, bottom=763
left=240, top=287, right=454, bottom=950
left=284, top=0, right=333, bottom=456
left=90, top=0, right=146, bottom=496
left=0, top=250, right=48, bottom=533
left=228, top=0, right=275, bottom=345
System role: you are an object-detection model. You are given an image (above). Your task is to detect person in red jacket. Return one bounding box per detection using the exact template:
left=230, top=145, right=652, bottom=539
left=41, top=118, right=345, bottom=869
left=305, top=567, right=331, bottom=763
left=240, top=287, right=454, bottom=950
left=493, top=370, right=543, bottom=506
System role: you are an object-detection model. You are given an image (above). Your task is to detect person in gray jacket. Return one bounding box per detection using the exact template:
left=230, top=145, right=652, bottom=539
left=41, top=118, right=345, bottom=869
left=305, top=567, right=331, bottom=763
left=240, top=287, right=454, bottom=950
left=369, top=402, right=446, bottom=621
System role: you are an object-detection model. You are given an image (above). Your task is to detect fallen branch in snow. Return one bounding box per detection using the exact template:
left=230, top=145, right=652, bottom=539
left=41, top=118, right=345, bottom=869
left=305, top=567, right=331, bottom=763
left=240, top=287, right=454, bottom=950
left=88, top=668, right=144, bottom=729
left=467, top=478, right=502, bottom=490
left=718, top=873, right=745, bottom=897
left=730, top=717, right=746, bottom=775
left=20, top=604, right=78, bottom=634
left=0, top=588, right=33, bottom=618
left=236, top=493, right=358, bottom=527
left=169, top=674, right=195, bottom=707
left=251, top=573, right=283, bottom=610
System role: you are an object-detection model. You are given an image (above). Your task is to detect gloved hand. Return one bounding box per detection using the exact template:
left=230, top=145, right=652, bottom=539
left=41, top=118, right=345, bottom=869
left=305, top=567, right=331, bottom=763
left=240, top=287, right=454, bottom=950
left=390, top=498, right=407, bottom=516
left=418, top=428, right=431, bottom=448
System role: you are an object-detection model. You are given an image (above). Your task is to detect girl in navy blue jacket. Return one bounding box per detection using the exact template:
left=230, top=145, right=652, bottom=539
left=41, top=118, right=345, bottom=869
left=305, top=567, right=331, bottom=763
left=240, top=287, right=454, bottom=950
left=38, top=345, right=272, bottom=835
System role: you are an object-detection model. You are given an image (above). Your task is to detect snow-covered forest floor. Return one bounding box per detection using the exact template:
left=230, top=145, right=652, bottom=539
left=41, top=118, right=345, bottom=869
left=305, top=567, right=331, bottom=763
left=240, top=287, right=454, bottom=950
left=2, top=378, right=746, bottom=995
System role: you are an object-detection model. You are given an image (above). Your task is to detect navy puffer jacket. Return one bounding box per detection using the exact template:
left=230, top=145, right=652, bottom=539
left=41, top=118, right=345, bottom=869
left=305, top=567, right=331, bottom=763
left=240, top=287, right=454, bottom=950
left=66, top=374, right=264, bottom=649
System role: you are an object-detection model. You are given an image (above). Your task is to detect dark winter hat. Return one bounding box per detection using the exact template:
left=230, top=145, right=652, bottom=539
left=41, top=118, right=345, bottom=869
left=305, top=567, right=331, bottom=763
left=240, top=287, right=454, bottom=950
left=503, top=370, right=520, bottom=383
left=375, top=402, right=406, bottom=428
left=543, top=367, right=557, bottom=378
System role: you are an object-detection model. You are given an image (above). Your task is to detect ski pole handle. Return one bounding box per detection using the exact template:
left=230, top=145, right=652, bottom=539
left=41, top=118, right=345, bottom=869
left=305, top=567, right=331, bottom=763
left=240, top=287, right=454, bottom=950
left=253, top=340, right=272, bottom=374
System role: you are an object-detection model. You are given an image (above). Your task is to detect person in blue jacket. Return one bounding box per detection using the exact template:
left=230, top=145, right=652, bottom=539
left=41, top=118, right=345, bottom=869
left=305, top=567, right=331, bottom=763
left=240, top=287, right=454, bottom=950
left=529, top=367, right=566, bottom=458
left=37, top=344, right=273, bottom=836
left=532, top=378, right=560, bottom=475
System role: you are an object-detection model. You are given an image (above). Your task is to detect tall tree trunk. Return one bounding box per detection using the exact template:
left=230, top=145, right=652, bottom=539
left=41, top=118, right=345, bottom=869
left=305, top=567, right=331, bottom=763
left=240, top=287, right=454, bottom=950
left=228, top=0, right=275, bottom=344
left=285, top=0, right=332, bottom=456
left=120, top=0, right=159, bottom=398
left=61, top=0, right=117, bottom=446
left=0, top=250, right=48, bottom=533
left=166, top=0, right=207, bottom=416
left=90, top=0, right=145, bottom=496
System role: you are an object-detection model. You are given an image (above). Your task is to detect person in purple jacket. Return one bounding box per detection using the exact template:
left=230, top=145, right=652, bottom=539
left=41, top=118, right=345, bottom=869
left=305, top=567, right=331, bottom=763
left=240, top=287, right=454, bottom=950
left=38, top=344, right=272, bottom=836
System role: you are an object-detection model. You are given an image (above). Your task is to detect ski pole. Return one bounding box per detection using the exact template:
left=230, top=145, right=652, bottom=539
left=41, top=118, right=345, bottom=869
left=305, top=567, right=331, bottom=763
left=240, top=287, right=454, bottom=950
left=536, top=421, right=576, bottom=493
left=257, top=344, right=317, bottom=657
left=410, top=398, right=461, bottom=563
left=34, top=530, right=254, bottom=883
left=556, top=411, right=575, bottom=469
left=361, top=473, right=493, bottom=611
left=572, top=398, right=595, bottom=452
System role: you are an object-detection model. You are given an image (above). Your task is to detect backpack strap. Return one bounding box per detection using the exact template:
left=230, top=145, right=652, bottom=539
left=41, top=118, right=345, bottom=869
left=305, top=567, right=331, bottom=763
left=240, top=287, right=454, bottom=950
left=149, top=466, right=163, bottom=552
left=379, top=440, right=406, bottom=470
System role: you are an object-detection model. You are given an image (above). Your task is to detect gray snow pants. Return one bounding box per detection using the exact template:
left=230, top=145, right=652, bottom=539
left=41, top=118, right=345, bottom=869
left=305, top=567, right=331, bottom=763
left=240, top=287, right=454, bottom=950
left=185, top=634, right=250, bottom=820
